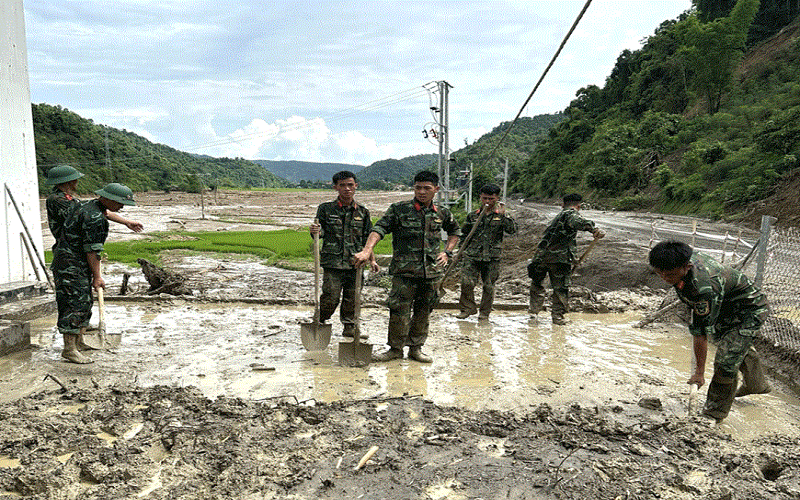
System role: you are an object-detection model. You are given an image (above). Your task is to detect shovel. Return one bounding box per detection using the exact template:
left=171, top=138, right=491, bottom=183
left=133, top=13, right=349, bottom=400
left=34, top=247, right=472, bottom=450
left=300, top=220, right=332, bottom=350
left=82, top=288, right=121, bottom=350
left=338, top=266, right=372, bottom=367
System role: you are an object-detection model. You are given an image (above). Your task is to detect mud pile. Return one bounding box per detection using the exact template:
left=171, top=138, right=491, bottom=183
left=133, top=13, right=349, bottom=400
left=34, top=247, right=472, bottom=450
left=1, top=386, right=799, bottom=499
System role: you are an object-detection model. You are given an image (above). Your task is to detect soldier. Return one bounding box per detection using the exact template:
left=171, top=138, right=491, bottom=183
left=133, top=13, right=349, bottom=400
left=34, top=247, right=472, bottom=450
left=352, top=171, right=460, bottom=363
left=528, top=193, right=604, bottom=325
left=649, top=240, right=771, bottom=422
left=309, top=171, right=378, bottom=339
left=52, top=183, right=136, bottom=363
left=45, top=164, right=143, bottom=248
left=455, top=183, right=517, bottom=320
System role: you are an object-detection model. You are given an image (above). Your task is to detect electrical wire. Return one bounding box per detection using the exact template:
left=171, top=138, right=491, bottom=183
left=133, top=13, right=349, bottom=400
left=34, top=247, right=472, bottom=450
left=477, top=0, right=593, bottom=172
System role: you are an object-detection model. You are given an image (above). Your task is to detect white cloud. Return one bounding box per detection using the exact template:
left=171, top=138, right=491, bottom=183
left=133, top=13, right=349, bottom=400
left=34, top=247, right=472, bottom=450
left=25, top=0, right=694, bottom=164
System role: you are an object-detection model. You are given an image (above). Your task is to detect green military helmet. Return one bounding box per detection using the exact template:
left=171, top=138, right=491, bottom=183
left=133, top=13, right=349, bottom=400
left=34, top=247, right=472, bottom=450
left=95, top=183, right=136, bottom=206
left=45, top=164, right=85, bottom=185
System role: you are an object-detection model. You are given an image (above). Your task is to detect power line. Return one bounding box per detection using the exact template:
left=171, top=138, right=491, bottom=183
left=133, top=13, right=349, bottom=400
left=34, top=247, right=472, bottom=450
left=477, top=0, right=593, bottom=172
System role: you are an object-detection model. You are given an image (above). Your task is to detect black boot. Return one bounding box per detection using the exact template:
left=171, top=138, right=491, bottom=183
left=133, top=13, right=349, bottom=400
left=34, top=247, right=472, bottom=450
left=702, top=372, right=737, bottom=421
left=736, top=347, right=771, bottom=397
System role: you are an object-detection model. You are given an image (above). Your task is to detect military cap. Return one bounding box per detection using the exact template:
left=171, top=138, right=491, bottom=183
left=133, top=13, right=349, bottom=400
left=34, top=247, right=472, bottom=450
left=95, top=183, right=136, bottom=206
left=45, top=165, right=84, bottom=185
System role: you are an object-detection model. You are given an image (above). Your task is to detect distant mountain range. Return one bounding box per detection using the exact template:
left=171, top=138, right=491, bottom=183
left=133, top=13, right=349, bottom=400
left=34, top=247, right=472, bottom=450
left=251, top=160, right=364, bottom=183
left=32, top=102, right=563, bottom=192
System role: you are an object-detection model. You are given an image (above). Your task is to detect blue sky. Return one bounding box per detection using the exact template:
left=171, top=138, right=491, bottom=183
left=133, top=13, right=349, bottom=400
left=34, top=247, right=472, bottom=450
left=24, top=0, right=693, bottom=165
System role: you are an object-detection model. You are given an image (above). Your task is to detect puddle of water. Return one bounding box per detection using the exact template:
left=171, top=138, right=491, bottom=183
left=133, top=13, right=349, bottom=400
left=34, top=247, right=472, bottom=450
left=0, top=455, right=21, bottom=469
left=7, top=304, right=800, bottom=442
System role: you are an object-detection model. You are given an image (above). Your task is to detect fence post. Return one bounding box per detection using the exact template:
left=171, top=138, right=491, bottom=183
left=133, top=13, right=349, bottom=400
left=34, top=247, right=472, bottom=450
left=754, top=215, right=777, bottom=288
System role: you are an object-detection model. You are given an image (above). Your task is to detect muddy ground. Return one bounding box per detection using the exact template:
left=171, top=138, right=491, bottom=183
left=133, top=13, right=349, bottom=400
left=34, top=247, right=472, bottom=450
left=1, top=190, right=798, bottom=499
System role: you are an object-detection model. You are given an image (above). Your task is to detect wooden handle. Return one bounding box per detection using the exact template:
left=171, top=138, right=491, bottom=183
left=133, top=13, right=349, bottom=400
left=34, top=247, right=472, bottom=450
left=312, top=218, right=321, bottom=321
left=353, top=267, right=362, bottom=346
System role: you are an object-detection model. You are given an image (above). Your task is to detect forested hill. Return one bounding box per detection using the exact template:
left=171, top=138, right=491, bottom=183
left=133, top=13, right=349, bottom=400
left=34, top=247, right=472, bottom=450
left=32, top=103, right=289, bottom=194
left=512, top=0, right=800, bottom=222
left=252, top=160, right=364, bottom=184
left=357, top=154, right=438, bottom=189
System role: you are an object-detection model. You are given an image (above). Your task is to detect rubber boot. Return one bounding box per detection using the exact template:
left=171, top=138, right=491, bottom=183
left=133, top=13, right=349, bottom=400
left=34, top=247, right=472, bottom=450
left=551, top=291, right=568, bottom=325
left=702, top=372, right=736, bottom=421
left=736, top=347, right=771, bottom=397
left=342, top=324, right=368, bottom=340
left=455, top=311, right=473, bottom=319
left=408, top=346, right=432, bottom=363
left=77, top=327, right=99, bottom=351
left=62, top=334, right=93, bottom=364
left=372, top=347, right=404, bottom=362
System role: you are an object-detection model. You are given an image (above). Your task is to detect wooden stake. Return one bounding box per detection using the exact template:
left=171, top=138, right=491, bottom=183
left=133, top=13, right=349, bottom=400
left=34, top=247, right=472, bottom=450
left=354, top=445, right=379, bottom=471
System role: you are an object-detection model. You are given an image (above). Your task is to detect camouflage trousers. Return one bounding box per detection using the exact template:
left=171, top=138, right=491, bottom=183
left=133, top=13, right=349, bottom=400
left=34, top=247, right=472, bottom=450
left=458, top=259, right=499, bottom=316
left=528, top=262, right=571, bottom=318
left=703, top=326, right=757, bottom=420
left=52, top=265, right=93, bottom=335
left=386, top=276, right=438, bottom=349
left=320, top=268, right=359, bottom=332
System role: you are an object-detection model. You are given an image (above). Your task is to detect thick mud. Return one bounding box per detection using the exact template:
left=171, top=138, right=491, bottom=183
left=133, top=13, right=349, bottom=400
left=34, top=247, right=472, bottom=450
left=2, top=190, right=797, bottom=499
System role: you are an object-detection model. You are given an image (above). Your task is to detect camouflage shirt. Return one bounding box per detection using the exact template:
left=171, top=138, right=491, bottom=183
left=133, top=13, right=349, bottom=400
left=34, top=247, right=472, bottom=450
left=52, top=199, right=109, bottom=273
left=533, top=207, right=596, bottom=264
left=674, top=253, right=769, bottom=338
left=372, top=199, right=461, bottom=278
left=46, top=189, right=81, bottom=246
left=314, top=199, right=372, bottom=270
left=460, top=208, right=517, bottom=261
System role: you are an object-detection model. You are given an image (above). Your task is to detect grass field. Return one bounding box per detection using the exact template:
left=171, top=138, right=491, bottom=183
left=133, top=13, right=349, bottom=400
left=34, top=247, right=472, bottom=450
left=46, top=229, right=394, bottom=270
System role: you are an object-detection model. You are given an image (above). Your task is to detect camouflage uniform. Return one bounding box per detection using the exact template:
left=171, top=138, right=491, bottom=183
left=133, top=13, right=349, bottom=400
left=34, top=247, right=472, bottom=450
left=372, top=199, right=460, bottom=349
left=528, top=207, right=596, bottom=320
left=51, top=200, right=109, bottom=335
left=673, top=252, right=769, bottom=420
left=458, top=209, right=517, bottom=317
left=46, top=188, right=81, bottom=247
left=314, top=199, right=372, bottom=334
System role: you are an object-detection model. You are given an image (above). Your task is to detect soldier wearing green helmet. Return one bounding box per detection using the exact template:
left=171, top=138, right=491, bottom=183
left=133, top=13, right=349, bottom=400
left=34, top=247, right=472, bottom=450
left=45, top=165, right=143, bottom=248
left=51, top=182, right=138, bottom=363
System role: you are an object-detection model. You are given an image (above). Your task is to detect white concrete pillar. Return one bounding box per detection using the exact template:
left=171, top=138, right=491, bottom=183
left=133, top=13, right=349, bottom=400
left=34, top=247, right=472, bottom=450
left=1, top=0, right=44, bottom=285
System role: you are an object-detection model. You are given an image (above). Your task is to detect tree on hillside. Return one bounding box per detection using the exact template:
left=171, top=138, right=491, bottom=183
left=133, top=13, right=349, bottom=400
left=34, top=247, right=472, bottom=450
left=683, top=0, right=760, bottom=113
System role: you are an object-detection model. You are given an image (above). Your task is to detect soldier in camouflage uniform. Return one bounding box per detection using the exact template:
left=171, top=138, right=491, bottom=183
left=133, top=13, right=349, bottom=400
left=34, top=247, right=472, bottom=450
left=309, top=171, right=379, bottom=338
left=51, top=183, right=136, bottom=363
left=528, top=193, right=604, bottom=325
left=45, top=165, right=143, bottom=250
left=353, top=171, right=461, bottom=363
left=649, top=240, right=771, bottom=422
left=456, top=184, right=517, bottom=320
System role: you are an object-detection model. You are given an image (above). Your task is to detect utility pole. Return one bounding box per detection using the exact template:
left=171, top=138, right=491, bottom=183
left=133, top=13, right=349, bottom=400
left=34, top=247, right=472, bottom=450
left=104, top=127, right=112, bottom=182
left=434, top=80, right=453, bottom=205
left=502, top=158, right=509, bottom=204
left=467, top=163, right=473, bottom=213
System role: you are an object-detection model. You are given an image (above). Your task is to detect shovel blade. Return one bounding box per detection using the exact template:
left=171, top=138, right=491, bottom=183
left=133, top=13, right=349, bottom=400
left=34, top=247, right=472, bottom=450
left=338, top=340, right=372, bottom=367
left=300, top=322, right=332, bottom=351
left=81, top=331, right=121, bottom=350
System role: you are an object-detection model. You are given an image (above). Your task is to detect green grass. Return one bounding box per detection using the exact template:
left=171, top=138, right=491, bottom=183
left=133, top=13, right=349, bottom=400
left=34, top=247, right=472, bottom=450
left=45, top=229, right=396, bottom=269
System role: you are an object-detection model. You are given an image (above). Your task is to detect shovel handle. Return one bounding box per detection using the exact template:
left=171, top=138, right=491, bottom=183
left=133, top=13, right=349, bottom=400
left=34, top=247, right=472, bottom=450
left=312, top=218, right=321, bottom=322
left=353, top=266, right=362, bottom=346
left=97, top=287, right=106, bottom=346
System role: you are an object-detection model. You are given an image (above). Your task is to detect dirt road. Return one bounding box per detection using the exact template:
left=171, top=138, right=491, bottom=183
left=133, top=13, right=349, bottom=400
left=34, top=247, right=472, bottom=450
left=2, top=189, right=797, bottom=499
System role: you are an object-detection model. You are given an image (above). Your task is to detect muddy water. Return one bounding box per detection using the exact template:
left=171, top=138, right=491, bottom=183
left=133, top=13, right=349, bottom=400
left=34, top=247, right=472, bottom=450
left=3, top=304, right=799, bottom=442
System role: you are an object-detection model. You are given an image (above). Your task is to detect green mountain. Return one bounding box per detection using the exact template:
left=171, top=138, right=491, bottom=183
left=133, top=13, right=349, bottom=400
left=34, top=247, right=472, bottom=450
left=448, top=114, right=566, bottom=193
left=357, top=154, right=439, bottom=189
left=32, top=103, right=289, bottom=194
left=513, top=0, right=800, bottom=222
left=252, top=160, right=364, bottom=184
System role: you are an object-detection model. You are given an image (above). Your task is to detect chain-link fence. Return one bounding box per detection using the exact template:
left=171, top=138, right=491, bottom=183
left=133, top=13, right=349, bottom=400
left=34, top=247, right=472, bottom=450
left=752, top=218, right=800, bottom=352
